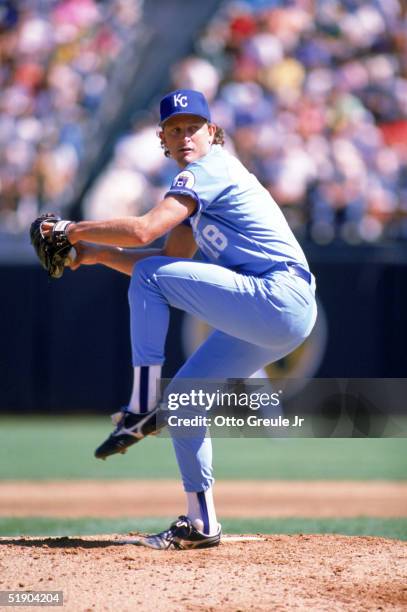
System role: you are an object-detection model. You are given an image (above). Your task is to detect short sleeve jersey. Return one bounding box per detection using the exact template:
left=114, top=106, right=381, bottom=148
left=165, top=145, right=309, bottom=275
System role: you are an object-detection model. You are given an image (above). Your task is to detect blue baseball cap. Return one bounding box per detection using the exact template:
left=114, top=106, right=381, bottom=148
left=160, top=89, right=211, bottom=125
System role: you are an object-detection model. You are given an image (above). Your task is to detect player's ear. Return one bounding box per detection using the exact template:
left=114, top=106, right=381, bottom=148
left=208, top=122, right=217, bottom=143
left=158, top=128, right=166, bottom=146
left=158, top=128, right=170, bottom=157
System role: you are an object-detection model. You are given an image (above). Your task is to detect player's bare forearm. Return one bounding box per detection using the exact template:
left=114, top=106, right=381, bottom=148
left=71, top=223, right=196, bottom=276
left=67, top=218, right=151, bottom=247
left=98, top=247, right=164, bottom=276
left=67, top=195, right=196, bottom=247
left=98, top=224, right=197, bottom=274
left=71, top=244, right=163, bottom=276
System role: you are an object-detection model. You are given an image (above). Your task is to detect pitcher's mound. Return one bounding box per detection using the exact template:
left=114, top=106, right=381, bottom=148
left=1, top=534, right=406, bottom=611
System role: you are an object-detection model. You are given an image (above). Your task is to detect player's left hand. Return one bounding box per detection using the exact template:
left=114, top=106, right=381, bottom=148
left=30, top=213, right=74, bottom=279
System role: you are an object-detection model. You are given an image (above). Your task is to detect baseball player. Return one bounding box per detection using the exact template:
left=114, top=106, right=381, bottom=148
left=42, top=89, right=317, bottom=549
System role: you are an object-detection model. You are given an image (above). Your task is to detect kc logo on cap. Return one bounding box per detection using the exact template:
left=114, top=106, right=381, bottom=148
left=160, top=89, right=211, bottom=125
left=173, top=93, right=188, bottom=108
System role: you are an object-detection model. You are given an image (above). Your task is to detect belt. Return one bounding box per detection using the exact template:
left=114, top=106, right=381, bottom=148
left=267, top=262, right=312, bottom=285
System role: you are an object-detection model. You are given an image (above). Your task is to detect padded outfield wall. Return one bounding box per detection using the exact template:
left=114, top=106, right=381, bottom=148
left=1, top=245, right=406, bottom=413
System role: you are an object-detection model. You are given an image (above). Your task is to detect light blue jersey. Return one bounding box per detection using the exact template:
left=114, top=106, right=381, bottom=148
left=166, top=145, right=309, bottom=275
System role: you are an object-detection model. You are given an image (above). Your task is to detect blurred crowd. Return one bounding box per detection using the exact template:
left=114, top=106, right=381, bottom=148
left=199, top=0, right=407, bottom=243
left=1, top=0, right=407, bottom=244
left=0, top=0, right=142, bottom=232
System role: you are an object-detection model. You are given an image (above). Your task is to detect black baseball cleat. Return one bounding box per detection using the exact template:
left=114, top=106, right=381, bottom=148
left=132, top=516, right=222, bottom=550
left=94, top=407, right=165, bottom=460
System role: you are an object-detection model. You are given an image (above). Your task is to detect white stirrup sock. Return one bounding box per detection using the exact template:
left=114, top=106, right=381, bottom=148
left=186, top=488, right=218, bottom=535
left=127, top=365, right=162, bottom=414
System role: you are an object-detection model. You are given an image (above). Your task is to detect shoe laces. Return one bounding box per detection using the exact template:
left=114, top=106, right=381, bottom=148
left=153, top=516, right=191, bottom=543
left=170, top=516, right=193, bottom=536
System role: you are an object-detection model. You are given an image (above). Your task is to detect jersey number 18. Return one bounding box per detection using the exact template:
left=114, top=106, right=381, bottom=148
left=201, top=224, right=228, bottom=258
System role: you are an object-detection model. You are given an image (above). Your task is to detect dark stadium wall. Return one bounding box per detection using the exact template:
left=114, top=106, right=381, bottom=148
left=0, top=253, right=406, bottom=414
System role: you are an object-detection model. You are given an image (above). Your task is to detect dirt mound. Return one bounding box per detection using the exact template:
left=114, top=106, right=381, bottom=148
left=1, top=534, right=406, bottom=611
left=2, top=480, right=406, bottom=609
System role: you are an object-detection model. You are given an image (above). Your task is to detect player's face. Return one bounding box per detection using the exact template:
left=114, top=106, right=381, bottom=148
left=161, top=115, right=216, bottom=167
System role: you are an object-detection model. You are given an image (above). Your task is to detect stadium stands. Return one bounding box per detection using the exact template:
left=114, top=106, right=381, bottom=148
left=1, top=0, right=406, bottom=243
left=0, top=0, right=143, bottom=232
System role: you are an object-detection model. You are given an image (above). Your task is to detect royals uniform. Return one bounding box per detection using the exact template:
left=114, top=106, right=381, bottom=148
left=93, top=89, right=318, bottom=546
left=128, top=143, right=317, bottom=497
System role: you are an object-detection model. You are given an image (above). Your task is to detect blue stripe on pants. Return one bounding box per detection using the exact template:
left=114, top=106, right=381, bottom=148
left=197, top=491, right=210, bottom=534
left=139, top=366, right=149, bottom=413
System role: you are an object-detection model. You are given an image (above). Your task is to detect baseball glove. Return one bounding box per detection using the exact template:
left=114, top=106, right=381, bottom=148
left=30, top=213, right=74, bottom=279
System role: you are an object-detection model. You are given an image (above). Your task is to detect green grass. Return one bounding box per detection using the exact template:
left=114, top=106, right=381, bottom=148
left=0, top=416, right=406, bottom=480
left=1, top=517, right=406, bottom=540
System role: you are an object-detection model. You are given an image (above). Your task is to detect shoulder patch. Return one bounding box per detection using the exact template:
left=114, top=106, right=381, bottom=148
left=172, top=170, right=195, bottom=189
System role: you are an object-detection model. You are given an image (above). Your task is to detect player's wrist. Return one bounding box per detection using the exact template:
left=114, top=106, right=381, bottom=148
left=90, top=244, right=105, bottom=264
left=66, top=222, right=78, bottom=244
